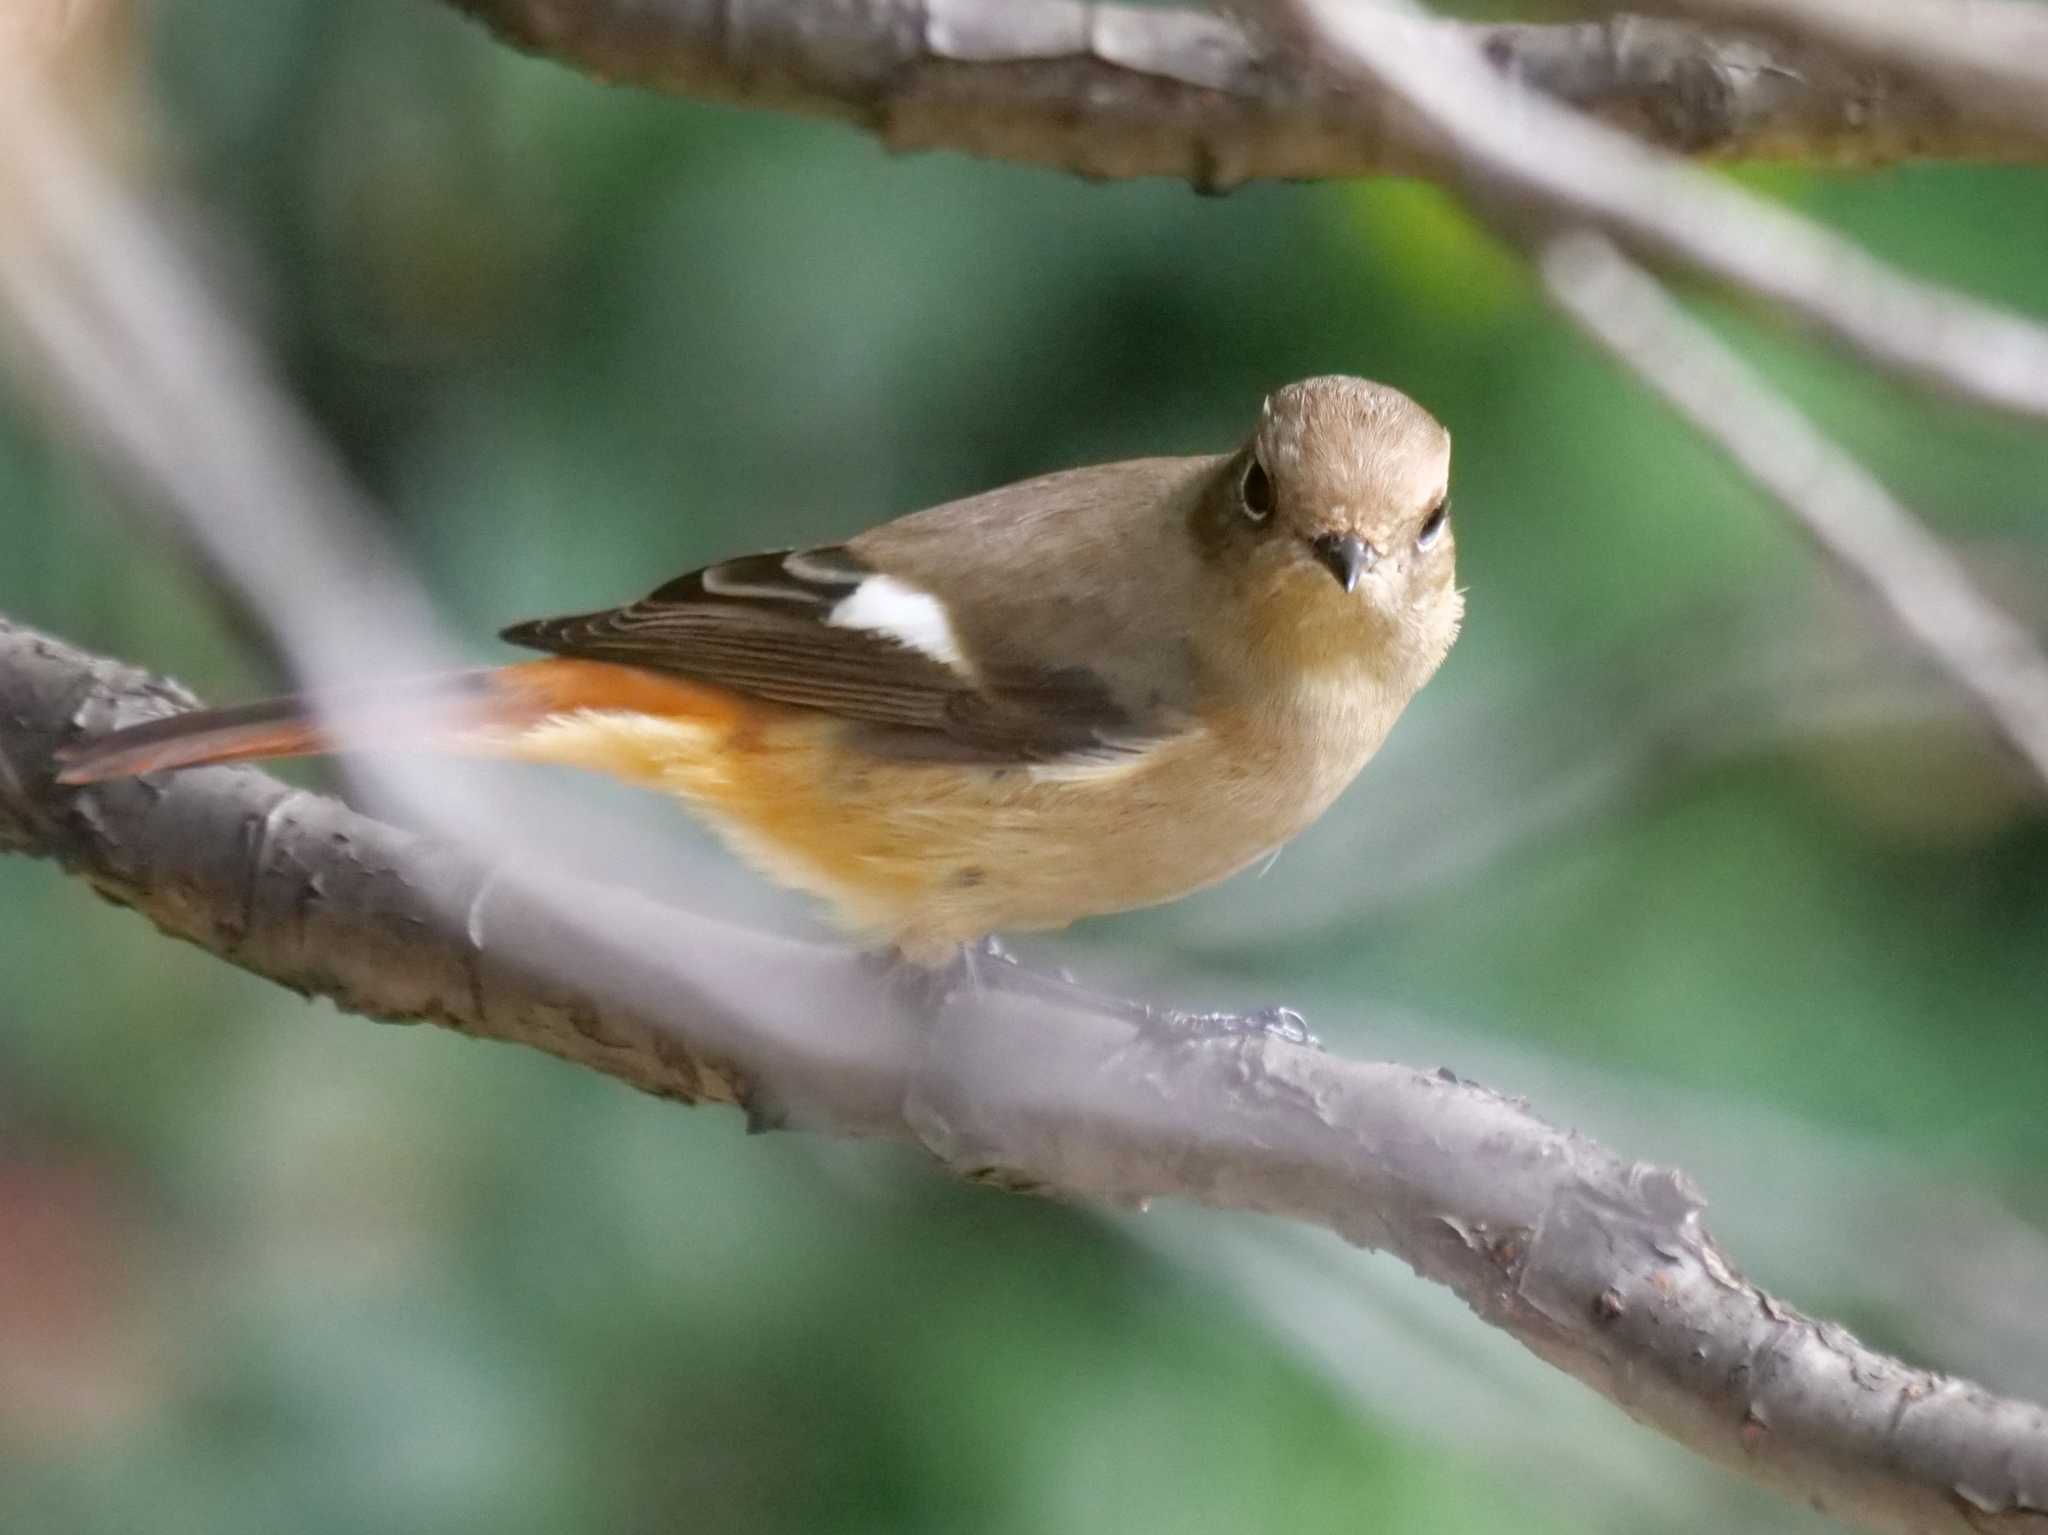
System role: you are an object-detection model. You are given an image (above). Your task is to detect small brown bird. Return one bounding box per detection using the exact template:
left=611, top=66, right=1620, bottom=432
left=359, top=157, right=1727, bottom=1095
left=59, top=376, right=1460, bottom=965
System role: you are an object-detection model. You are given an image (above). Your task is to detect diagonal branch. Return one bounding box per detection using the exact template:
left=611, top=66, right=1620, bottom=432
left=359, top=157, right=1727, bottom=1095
left=3, top=613, right=2045, bottom=1535
left=441, top=0, right=2039, bottom=180
left=1539, top=230, right=2048, bottom=794
left=1272, top=0, right=2048, bottom=425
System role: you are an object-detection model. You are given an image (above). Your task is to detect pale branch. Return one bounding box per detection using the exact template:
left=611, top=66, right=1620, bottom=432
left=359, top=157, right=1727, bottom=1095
left=439, top=0, right=2036, bottom=183
left=1539, top=231, right=2048, bottom=793
left=4, top=615, right=2046, bottom=1535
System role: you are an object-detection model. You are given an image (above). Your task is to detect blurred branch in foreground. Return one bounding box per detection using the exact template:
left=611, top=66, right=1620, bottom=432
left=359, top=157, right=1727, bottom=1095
left=441, top=0, right=2042, bottom=177
left=3, top=616, right=2046, bottom=1535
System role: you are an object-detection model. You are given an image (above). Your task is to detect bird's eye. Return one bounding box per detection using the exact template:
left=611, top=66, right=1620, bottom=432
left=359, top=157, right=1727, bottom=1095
left=1240, top=458, right=1275, bottom=523
left=1417, top=497, right=1450, bottom=550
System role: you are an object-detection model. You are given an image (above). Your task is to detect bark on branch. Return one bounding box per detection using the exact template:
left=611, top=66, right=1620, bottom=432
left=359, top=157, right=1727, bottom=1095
left=439, top=0, right=2037, bottom=186
left=1640, top=0, right=2048, bottom=146
left=4, top=614, right=2044, bottom=1535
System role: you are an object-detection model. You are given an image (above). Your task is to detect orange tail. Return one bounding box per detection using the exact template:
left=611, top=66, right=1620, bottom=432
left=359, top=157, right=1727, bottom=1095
left=54, top=659, right=731, bottom=785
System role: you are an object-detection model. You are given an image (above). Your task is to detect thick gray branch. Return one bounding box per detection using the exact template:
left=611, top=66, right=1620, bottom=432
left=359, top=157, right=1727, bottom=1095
left=438, top=0, right=2034, bottom=184
left=3, top=615, right=2044, bottom=1535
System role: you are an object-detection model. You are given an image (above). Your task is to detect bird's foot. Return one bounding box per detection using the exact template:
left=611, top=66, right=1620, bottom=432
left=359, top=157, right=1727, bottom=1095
left=1141, top=1004, right=1318, bottom=1049
left=868, top=935, right=1037, bottom=1018
left=875, top=940, right=1317, bottom=1050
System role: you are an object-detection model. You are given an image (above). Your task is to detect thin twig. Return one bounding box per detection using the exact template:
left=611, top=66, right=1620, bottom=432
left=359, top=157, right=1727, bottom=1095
left=1275, top=0, right=2048, bottom=426
left=1539, top=230, right=2048, bottom=793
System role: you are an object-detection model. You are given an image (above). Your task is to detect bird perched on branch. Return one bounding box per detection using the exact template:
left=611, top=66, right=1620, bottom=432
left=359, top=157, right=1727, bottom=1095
left=59, top=376, right=1460, bottom=969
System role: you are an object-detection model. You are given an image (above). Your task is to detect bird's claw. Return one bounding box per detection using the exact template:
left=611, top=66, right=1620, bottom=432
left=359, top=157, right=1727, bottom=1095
left=879, top=940, right=1318, bottom=1052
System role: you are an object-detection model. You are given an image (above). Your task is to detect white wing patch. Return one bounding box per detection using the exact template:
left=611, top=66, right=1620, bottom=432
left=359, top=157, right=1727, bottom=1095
left=827, top=574, right=971, bottom=674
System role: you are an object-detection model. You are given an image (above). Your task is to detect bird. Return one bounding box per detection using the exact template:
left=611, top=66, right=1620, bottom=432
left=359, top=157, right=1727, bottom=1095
left=57, top=376, right=1461, bottom=970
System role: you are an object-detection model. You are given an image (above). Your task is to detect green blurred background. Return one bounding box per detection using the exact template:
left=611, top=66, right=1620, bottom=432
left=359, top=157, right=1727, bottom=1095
left=3, top=1, right=2047, bottom=1531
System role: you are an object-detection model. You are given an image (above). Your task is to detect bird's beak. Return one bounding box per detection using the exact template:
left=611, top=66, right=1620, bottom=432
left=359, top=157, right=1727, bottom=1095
left=1308, top=532, right=1377, bottom=593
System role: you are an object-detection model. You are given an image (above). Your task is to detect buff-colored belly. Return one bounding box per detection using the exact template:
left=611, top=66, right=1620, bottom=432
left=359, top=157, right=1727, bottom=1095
left=504, top=698, right=1379, bottom=963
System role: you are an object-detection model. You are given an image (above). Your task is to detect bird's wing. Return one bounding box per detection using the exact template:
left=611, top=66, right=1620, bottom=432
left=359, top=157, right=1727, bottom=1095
left=500, top=545, right=1170, bottom=764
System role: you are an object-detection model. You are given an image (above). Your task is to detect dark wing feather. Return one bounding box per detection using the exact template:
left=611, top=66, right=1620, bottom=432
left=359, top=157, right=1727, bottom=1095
left=501, top=545, right=1158, bottom=763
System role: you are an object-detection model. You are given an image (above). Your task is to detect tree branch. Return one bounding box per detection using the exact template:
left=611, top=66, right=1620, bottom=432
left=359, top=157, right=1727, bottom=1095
left=1269, top=0, right=2048, bottom=426
left=439, top=0, right=2037, bottom=185
left=3, top=614, right=2045, bottom=1535
left=1639, top=0, right=2048, bottom=146
left=1539, top=231, right=2048, bottom=794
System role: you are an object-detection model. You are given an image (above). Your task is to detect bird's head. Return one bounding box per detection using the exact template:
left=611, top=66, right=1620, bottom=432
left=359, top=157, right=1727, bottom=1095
left=1198, top=375, right=1460, bottom=680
